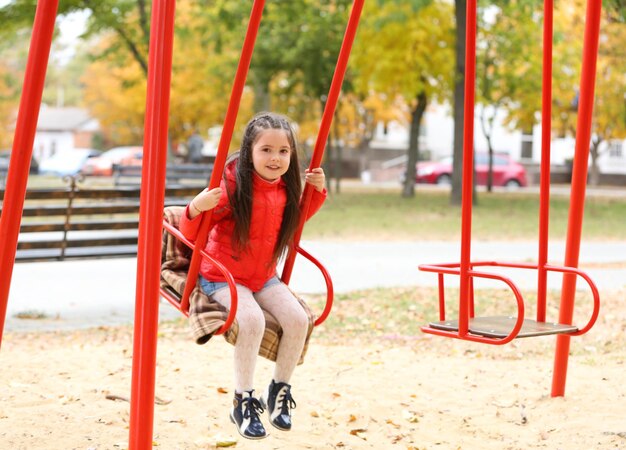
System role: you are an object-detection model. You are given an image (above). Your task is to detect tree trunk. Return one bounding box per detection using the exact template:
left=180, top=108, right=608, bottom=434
left=402, top=91, right=428, bottom=198
left=485, top=145, right=493, bottom=192
left=521, top=125, right=534, bottom=159
left=589, top=138, right=602, bottom=186
left=450, top=0, right=466, bottom=206
left=334, top=110, right=342, bottom=194
left=252, top=78, right=271, bottom=112
left=480, top=106, right=496, bottom=193
left=325, top=133, right=334, bottom=194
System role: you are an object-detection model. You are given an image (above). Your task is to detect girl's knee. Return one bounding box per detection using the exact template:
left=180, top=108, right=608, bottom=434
left=238, top=309, right=266, bottom=336
left=292, top=307, right=309, bottom=331
left=282, top=305, right=309, bottom=336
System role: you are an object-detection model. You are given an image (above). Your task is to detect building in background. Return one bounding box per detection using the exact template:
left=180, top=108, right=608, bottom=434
left=32, top=105, right=100, bottom=162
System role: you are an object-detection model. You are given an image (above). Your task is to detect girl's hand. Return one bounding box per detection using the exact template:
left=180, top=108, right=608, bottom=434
left=189, top=187, right=222, bottom=218
left=305, top=167, right=325, bottom=192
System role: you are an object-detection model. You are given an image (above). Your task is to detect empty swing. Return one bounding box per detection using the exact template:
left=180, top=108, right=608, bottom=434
left=418, top=0, right=601, bottom=396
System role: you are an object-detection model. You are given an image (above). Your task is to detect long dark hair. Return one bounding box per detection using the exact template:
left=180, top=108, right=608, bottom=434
left=226, top=112, right=302, bottom=263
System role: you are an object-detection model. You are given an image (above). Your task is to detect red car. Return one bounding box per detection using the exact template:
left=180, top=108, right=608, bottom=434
left=416, top=153, right=528, bottom=188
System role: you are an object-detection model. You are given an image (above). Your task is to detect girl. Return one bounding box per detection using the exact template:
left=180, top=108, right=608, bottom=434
left=180, top=112, right=326, bottom=440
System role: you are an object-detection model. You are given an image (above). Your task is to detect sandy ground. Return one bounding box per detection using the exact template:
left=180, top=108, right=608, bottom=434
left=2, top=288, right=626, bottom=450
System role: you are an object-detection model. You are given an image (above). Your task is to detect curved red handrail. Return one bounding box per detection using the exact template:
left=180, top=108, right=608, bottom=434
left=296, top=245, right=334, bottom=326
left=420, top=266, right=525, bottom=345
left=544, top=264, right=600, bottom=336
left=161, top=220, right=237, bottom=335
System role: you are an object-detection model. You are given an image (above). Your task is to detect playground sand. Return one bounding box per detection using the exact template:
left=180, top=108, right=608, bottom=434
left=1, top=291, right=625, bottom=450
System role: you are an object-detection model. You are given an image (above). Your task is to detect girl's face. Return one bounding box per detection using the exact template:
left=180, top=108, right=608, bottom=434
left=251, top=129, right=292, bottom=182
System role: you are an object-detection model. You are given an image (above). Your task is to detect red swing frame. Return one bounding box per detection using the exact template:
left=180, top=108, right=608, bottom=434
left=133, top=0, right=364, bottom=448
left=0, top=0, right=364, bottom=448
left=418, top=0, right=601, bottom=398
left=0, top=0, right=605, bottom=445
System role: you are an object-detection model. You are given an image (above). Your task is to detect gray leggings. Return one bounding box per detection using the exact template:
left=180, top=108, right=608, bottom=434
left=210, top=282, right=309, bottom=393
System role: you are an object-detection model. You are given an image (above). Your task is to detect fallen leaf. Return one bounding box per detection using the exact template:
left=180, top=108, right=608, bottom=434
left=348, top=414, right=357, bottom=423
left=216, top=440, right=237, bottom=448
left=311, top=411, right=320, bottom=418
left=350, top=428, right=368, bottom=440
left=217, top=387, right=228, bottom=394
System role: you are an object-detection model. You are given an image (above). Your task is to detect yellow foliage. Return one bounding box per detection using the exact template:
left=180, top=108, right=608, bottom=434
left=82, top=37, right=147, bottom=146
left=351, top=1, right=454, bottom=105
left=81, top=0, right=255, bottom=149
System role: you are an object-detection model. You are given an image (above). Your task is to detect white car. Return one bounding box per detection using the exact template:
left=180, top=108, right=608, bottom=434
left=38, top=148, right=102, bottom=176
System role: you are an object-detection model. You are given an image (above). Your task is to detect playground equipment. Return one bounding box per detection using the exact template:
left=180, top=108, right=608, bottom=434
left=0, top=0, right=603, bottom=446
left=0, top=1, right=362, bottom=450
left=419, top=0, right=601, bottom=397
left=132, top=0, right=362, bottom=447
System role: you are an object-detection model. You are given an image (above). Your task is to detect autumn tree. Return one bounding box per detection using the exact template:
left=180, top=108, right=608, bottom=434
left=352, top=0, right=455, bottom=198
left=588, top=2, right=626, bottom=184
left=553, top=0, right=626, bottom=185
left=475, top=0, right=543, bottom=191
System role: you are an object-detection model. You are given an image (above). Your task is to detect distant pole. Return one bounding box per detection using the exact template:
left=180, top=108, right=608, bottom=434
left=0, top=0, right=59, bottom=348
left=551, top=0, right=602, bottom=397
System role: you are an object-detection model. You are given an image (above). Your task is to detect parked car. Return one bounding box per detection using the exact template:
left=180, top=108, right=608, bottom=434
left=81, top=146, right=143, bottom=176
left=416, top=153, right=528, bottom=188
left=38, top=148, right=101, bottom=176
left=0, top=149, right=40, bottom=174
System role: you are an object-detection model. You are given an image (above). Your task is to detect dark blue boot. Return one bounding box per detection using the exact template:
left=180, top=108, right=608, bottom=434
left=260, top=380, right=296, bottom=431
left=230, top=390, right=268, bottom=440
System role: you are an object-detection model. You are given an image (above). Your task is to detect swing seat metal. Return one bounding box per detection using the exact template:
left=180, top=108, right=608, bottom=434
left=419, top=260, right=600, bottom=345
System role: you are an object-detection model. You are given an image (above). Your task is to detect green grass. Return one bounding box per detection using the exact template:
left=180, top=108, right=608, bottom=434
left=303, top=186, right=626, bottom=241
left=14, top=176, right=626, bottom=241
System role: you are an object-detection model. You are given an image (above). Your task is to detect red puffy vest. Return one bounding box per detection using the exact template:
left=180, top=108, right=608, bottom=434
left=180, top=163, right=326, bottom=291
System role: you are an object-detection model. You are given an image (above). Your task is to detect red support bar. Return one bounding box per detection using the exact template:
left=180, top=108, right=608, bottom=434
left=180, top=0, right=266, bottom=313
left=128, top=0, right=176, bottom=448
left=537, top=0, right=554, bottom=323
left=552, top=0, right=602, bottom=397
left=437, top=273, right=445, bottom=321
left=0, top=0, right=59, bottom=348
left=281, top=0, right=364, bottom=284
left=458, top=0, right=478, bottom=336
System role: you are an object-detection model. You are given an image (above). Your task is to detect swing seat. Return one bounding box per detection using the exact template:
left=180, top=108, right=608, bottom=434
left=419, top=261, right=600, bottom=344
left=160, top=206, right=315, bottom=364
left=427, top=316, right=578, bottom=339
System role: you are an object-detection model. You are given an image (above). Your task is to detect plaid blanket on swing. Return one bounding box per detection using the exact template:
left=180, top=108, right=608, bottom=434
left=161, top=206, right=315, bottom=364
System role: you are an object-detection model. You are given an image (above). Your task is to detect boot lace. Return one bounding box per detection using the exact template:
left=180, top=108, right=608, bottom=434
left=276, top=386, right=297, bottom=415
left=242, top=396, right=265, bottom=421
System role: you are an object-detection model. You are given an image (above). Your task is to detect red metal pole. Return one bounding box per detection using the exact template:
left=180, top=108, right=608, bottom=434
left=551, top=0, right=602, bottom=397
left=128, top=0, right=176, bottom=448
left=0, top=0, right=59, bottom=348
left=180, top=0, right=266, bottom=312
left=281, top=0, right=364, bottom=283
left=536, top=0, right=554, bottom=323
left=458, top=0, right=477, bottom=336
